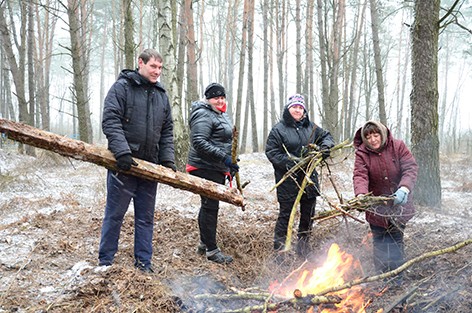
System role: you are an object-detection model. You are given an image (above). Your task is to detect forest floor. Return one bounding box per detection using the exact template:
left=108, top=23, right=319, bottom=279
left=0, top=145, right=471, bottom=313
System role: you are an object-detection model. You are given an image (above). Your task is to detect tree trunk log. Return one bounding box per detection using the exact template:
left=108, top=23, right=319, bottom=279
left=0, top=118, right=244, bottom=207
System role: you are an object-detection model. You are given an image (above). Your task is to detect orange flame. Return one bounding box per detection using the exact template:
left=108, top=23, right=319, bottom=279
left=270, top=243, right=368, bottom=312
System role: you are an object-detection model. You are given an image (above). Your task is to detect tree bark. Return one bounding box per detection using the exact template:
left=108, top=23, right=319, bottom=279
left=123, top=0, right=134, bottom=69
left=158, top=0, right=189, bottom=170
left=0, top=118, right=244, bottom=207
left=65, top=0, right=93, bottom=143
left=246, top=0, right=258, bottom=152
left=235, top=0, right=249, bottom=151
left=410, top=0, right=441, bottom=208
left=369, top=0, right=387, bottom=125
left=184, top=0, right=198, bottom=107
left=304, top=1, right=314, bottom=114
left=262, top=0, right=269, bottom=141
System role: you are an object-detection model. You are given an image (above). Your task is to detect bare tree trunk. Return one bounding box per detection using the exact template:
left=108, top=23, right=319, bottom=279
left=176, top=1, right=186, bottom=117
left=158, top=0, right=189, bottom=170
left=0, top=1, right=28, bottom=153
left=316, top=0, right=329, bottom=127
left=346, top=1, right=367, bottom=139
left=362, top=32, right=374, bottom=122
left=112, top=1, right=121, bottom=77
left=269, top=3, right=276, bottom=127
left=395, top=10, right=408, bottom=139
left=325, top=0, right=344, bottom=139
left=65, top=0, right=93, bottom=143
left=224, top=0, right=239, bottom=119
left=34, top=0, right=57, bottom=133
left=98, top=21, right=108, bottom=142
left=245, top=0, right=258, bottom=152
left=262, top=0, right=269, bottom=142
left=304, top=1, right=314, bottom=112
left=369, top=0, right=387, bottom=125
left=410, top=0, right=441, bottom=208
left=276, top=0, right=286, bottom=113
left=399, top=44, right=410, bottom=139
left=27, top=2, right=35, bottom=128
left=295, top=0, right=302, bottom=91
left=26, top=1, right=36, bottom=156
left=138, top=0, right=143, bottom=52
left=185, top=0, right=198, bottom=106
left=235, top=0, right=249, bottom=150
left=123, top=0, right=134, bottom=69
left=439, top=32, right=449, bottom=147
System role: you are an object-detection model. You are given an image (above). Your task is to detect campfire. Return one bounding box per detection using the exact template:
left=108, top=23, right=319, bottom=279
left=269, top=243, right=371, bottom=312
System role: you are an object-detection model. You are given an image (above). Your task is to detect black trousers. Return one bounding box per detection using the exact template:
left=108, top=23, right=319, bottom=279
left=190, top=169, right=225, bottom=252
left=370, top=223, right=405, bottom=274
left=274, top=198, right=316, bottom=250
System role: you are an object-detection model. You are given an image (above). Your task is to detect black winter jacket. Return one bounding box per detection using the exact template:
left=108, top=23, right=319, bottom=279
left=102, top=69, right=174, bottom=164
left=187, top=100, right=233, bottom=172
left=265, top=106, right=334, bottom=202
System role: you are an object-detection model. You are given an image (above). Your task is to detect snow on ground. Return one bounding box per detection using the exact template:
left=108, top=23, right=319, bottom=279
left=0, top=147, right=471, bottom=312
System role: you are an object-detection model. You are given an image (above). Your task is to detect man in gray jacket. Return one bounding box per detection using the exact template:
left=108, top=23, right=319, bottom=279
left=99, top=49, right=175, bottom=272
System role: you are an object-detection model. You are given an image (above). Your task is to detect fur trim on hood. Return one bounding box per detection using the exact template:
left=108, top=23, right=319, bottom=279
left=360, top=120, right=388, bottom=151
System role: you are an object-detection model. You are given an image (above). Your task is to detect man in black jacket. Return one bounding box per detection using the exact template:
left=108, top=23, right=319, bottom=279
left=99, top=49, right=175, bottom=272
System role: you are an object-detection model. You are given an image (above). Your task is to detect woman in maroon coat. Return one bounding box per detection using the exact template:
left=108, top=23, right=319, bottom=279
left=353, top=121, right=418, bottom=275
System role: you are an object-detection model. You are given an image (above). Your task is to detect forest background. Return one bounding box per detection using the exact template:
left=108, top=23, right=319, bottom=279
left=0, top=0, right=471, bottom=209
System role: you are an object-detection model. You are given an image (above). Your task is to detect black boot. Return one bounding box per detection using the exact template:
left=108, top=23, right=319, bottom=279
left=207, top=249, right=233, bottom=264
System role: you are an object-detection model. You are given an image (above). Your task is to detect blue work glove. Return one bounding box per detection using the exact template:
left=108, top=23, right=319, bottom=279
left=116, top=154, right=138, bottom=171
left=393, top=187, right=409, bottom=205
left=224, top=157, right=239, bottom=173
left=161, top=161, right=177, bottom=172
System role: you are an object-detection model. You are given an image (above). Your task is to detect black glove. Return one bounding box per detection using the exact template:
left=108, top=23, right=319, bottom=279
left=321, top=150, right=330, bottom=160
left=161, top=161, right=177, bottom=172
left=320, top=148, right=331, bottom=160
left=116, top=154, right=137, bottom=171
left=224, top=157, right=239, bottom=173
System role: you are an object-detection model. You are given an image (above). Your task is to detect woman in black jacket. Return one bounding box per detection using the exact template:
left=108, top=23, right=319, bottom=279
left=186, top=83, right=239, bottom=264
left=265, top=94, right=334, bottom=258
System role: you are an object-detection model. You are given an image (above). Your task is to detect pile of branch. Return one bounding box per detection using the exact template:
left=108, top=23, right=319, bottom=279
left=315, top=193, right=394, bottom=223
left=270, top=140, right=353, bottom=251
left=190, top=239, right=472, bottom=313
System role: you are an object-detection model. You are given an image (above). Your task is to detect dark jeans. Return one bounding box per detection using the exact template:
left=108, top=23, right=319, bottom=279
left=370, top=223, right=405, bottom=274
left=274, top=198, right=316, bottom=250
left=190, top=169, right=225, bottom=252
left=98, top=171, right=157, bottom=267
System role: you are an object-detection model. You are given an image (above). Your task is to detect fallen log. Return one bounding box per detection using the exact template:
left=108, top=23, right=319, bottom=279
left=0, top=118, right=244, bottom=207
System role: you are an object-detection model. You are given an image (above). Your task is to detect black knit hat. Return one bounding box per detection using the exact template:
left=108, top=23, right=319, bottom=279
left=204, top=83, right=226, bottom=99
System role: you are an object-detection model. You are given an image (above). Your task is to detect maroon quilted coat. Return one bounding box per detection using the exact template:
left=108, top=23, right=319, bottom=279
left=353, top=121, right=418, bottom=228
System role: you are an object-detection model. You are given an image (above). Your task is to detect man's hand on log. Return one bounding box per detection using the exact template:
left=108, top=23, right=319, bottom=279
left=116, top=154, right=138, bottom=171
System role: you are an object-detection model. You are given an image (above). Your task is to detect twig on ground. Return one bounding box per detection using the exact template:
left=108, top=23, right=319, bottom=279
left=315, top=238, right=472, bottom=296
left=382, top=284, right=421, bottom=313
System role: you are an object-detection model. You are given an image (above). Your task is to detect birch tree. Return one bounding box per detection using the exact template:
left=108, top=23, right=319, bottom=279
left=158, top=0, right=189, bottom=169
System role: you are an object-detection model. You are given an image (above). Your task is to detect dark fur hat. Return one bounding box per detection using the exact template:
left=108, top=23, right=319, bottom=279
left=204, top=83, right=226, bottom=99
